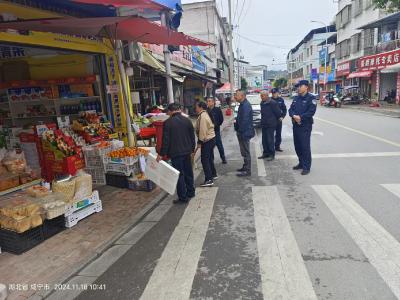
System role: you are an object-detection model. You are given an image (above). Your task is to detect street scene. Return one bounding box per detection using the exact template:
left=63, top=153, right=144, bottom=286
left=0, top=0, right=400, bottom=300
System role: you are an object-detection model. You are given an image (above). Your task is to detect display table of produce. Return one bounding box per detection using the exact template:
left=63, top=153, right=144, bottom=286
left=0, top=179, right=42, bottom=197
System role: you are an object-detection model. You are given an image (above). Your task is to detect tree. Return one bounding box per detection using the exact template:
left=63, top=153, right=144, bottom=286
left=373, top=0, right=400, bottom=12
left=273, top=77, right=288, bottom=89
left=240, top=77, right=248, bottom=91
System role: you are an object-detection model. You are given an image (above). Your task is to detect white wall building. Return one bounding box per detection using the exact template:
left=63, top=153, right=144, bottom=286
left=234, top=58, right=249, bottom=89
left=287, top=26, right=335, bottom=93
left=180, top=0, right=231, bottom=85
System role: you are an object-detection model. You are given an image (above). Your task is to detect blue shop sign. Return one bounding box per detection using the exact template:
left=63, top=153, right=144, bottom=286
left=154, top=0, right=182, bottom=10
left=192, top=46, right=206, bottom=73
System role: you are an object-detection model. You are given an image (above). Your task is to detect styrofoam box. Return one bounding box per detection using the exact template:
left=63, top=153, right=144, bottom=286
left=65, top=190, right=100, bottom=217
left=65, top=200, right=102, bottom=228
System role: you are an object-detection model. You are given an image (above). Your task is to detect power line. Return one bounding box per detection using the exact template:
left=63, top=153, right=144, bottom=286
left=236, top=0, right=247, bottom=25
left=236, top=32, right=291, bottom=49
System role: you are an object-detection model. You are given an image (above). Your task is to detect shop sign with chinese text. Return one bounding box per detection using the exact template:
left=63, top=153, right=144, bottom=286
left=336, top=61, right=350, bottom=77
left=358, top=49, right=400, bottom=71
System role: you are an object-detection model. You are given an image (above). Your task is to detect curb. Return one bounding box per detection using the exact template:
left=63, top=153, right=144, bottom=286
left=31, top=115, right=234, bottom=300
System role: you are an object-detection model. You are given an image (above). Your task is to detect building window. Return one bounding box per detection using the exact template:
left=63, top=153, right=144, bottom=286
left=310, top=46, right=313, bottom=56
left=336, top=4, right=352, bottom=29
left=351, top=33, right=362, bottom=53
left=363, top=28, right=375, bottom=48
left=353, top=0, right=363, bottom=17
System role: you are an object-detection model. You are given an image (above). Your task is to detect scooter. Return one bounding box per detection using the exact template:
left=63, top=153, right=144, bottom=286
left=324, top=93, right=342, bottom=108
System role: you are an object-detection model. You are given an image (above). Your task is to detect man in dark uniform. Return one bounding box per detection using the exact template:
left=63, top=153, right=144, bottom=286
left=271, top=88, right=287, bottom=152
left=207, top=97, right=227, bottom=164
left=258, top=90, right=281, bottom=161
left=288, top=80, right=317, bottom=175
left=157, top=103, right=196, bottom=204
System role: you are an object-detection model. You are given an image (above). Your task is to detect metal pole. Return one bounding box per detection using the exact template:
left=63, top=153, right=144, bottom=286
left=116, top=41, right=135, bottom=147
left=237, top=48, right=240, bottom=89
left=161, top=11, right=174, bottom=104
left=228, top=0, right=235, bottom=95
left=324, top=25, right=328, bottom=91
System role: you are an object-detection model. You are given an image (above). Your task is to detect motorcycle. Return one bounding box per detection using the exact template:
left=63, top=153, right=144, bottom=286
left=324, top=93, right=342, bottom=108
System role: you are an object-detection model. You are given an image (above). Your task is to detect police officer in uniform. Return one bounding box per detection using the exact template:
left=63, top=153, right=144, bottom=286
left=271, top=88, right=287, bottom=152
left=288, top=80, right=317, bottom=175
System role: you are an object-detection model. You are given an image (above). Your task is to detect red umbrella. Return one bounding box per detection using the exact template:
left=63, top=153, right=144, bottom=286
left=0, top=16, right=210, bottom=46
left=72, top=0, right=168, bottom=10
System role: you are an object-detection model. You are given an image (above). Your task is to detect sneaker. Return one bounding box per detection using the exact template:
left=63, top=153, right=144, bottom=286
left=236, top=167, right=245, bottom=172
left=236, top=171, right=251, bottom=177
left=301, top=170, right=310, bottom=175
left=212, top=176, right=219, bottom=180
left=258, top=155, right=268, bottom=159
left=293, top=164, right=302, bottom=170
left=200, top=180, right=214, bottom=187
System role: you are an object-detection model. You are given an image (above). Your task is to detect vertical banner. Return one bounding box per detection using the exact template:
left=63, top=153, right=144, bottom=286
left=105, top=54, right=126, bottom=132
left=376, top=70, right=380, bottom=100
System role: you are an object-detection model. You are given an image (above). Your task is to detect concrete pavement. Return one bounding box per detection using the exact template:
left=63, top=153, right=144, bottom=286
left=41, top=105, right=400, bottom=300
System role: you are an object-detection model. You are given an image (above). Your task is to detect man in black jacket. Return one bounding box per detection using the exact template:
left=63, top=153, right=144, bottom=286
left=207, top=97, right=227, bottom=164
left=271, top=88, right=287, bottom=152
left=258, top=90, right=281, bottom=161
left=157, top=103, right=196, bottom=204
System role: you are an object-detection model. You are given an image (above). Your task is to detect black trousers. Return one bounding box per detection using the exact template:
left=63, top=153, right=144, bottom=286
left=262, top=127, right=276, bottom=157
left=171, top=155, right=195, bottom=201
left=293, top=124, right=312, bottom=171
left=275, top=121, right=283, bottom=149
left=201, top=138, right=217, bottom=181
left=237, top=134, right=251, bottom=172
left=215, top=129, right=226, bottom=161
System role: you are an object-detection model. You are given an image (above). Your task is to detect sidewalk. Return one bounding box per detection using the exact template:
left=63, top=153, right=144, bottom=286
left=341, top=102, right=400, bottom=117
left=0, top=109, right=235, bottom=300
left=0, top=186, right=164, bottom=300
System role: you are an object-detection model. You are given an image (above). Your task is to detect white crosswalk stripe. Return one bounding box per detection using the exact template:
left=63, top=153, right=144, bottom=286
left=381, top=184, right=400, bottom=199
left=140, top=187, right=218, bottom=300
left=312, top=185, right=400, bottom=299
left=252, top=186, right=318, bottom=300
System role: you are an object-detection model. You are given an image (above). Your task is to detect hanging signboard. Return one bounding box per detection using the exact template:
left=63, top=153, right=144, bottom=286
left=358, top=48, right=400, bottom=71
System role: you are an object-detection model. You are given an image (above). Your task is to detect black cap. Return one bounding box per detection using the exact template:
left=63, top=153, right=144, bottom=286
left=297, top=80, right=310, bottom=87
left=271, top=88, right=279, bottom=94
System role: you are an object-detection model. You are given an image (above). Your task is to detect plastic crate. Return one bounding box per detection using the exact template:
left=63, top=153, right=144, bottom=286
left=65, top=201, right=102, bottom=228
left=105, top=173, right=129, bottom=188
left=84, top=155, right=104, bottom=169
left=43, top=216, right=65, bottom=239
left=83, top=145, right=112, bottom=157
left=128, top=178, right=156, bottom=192
left=65, top=190, right=100, bottom=217
left=103, top=156, right=138, bottom=165
left=105, top=163, right=139, bottom=176
left=85, top=168, right=106, bottom=185
left=0, top=226, right=44, bottom=255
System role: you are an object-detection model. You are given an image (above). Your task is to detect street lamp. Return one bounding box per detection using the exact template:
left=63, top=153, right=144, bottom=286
left=311, top=20, right=329, bottom=91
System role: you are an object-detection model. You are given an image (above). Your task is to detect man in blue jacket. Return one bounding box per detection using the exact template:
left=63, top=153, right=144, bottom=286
left=271, top=88, right=287, bottom=152
left=234, top=90, right=255, bottom=177
left=289, top=80, right=317, bottom=175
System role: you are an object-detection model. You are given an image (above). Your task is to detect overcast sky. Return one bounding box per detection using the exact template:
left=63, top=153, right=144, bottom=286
left=181, top=0, right=338, bottom=70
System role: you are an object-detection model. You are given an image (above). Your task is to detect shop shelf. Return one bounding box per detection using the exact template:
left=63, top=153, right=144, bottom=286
left=57, top=96, right=100, bottom=102
left=43, top=216, right=65, bottom=239
left=0, top=226, right=44, bottom=255
left=65, top=201, right=102, bottom=228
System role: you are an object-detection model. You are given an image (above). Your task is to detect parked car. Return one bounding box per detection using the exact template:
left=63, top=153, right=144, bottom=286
left=280, top=90, right=290, bottom=97
left=234, top=94, right=262, bottom=128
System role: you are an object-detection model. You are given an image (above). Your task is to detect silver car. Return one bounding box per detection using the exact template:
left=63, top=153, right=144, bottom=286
left=233, top=94, right=262, bottom=128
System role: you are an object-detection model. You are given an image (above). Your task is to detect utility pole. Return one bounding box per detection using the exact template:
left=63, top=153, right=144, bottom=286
left=161, top=11, right=174, bottom=104
left=237, top=48, right=240, bottom=89
left=228, top=0, right=235, bottom=95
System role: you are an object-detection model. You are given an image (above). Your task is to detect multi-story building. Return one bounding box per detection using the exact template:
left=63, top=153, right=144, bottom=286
left=180, top=0, right=231, bottom=86
left=245, top=65, right=268, bottom=90
left=234, top=58, right=249, bottom=89
left=287, top=26, right=336, bottom=93
left=335, top=0, right=388, bottom=98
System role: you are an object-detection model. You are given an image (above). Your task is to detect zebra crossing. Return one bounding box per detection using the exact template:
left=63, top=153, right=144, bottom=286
left=131, top=183, right=400, bottom=300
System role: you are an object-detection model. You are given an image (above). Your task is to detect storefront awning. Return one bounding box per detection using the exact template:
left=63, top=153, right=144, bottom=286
left=347, top=70, right=373, bottom=79
left=141, top=48, right=185, bottom=82
left=216, top=82, right=234, bottom=94
left=0, top=16, right=211, bottom=46
left=381, top=63, right=400, bottom=74
left=73, top=0, right=168, bottom=10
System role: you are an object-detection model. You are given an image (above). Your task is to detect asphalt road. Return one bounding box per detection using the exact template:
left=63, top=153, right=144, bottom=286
left=47, top=104, right=400, bottom=300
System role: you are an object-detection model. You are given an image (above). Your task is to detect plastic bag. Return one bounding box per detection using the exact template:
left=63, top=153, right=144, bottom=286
left=73, top=170, right=92, bottom=201
left=2, top=150, right=27, bottom=174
